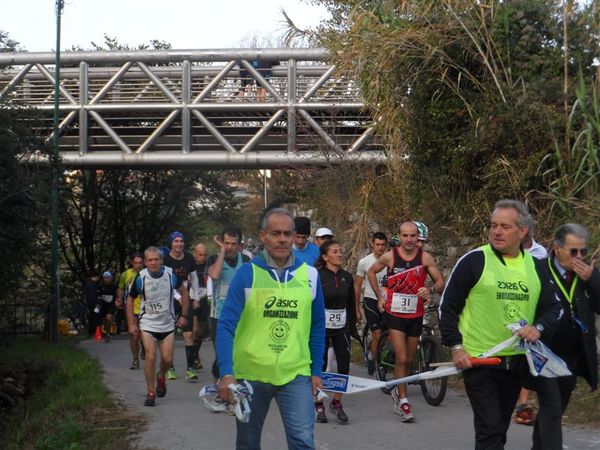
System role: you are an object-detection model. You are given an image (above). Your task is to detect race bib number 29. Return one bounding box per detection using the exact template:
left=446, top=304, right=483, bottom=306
left=325, top=308, right=346, bottom=329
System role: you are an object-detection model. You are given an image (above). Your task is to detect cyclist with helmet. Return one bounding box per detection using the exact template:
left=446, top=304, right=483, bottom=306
left=367, top=221, right=444, bottom=422
left=413, top=221, right=429, bottom=247
left=354, top=232, right=388, bottom=375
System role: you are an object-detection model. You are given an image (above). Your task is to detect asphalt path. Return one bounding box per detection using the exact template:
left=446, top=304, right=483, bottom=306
left=81, top=335, right=600, bottom=450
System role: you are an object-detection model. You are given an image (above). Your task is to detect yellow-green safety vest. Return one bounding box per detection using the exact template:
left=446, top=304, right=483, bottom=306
left=459, top=244, right=541, bottom=356
left=233, top=263, right=313, bottom=385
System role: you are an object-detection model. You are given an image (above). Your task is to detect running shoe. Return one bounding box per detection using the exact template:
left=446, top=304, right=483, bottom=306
left=391, top=387, right=402, bottom=415
left=399, top=402, right=414, bottom=422
left=515, top=404, right=536, bottom=425
left=315, top=402, right=328, bottom=423
left=144, top=392, right=156, bottom=407
left=130, top=358, right=140, bottom=370
left=185, top=368, right=198, bottom=382
left=202, top=395, right=228, bottom=413
left=156, top=373, right=167, bottom=398
left=193, top=357, right=203, bottom=370
left=329, top=399, right=349, bottom=424
left=166, top=367, right=177, bottom=380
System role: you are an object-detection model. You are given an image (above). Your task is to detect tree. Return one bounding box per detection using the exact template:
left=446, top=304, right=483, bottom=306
left=57, top=168, right=240, bottom=308
left=0, top=31, right=19, bottom=52
left=0, top=109, right=50, bottom=297
left=297, top=0, right=600, bottom=243
left=0, top=31, right=51, bottom=333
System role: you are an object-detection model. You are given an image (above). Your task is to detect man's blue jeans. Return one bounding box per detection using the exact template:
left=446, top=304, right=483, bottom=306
left=236, top=375, right=314, bottom=450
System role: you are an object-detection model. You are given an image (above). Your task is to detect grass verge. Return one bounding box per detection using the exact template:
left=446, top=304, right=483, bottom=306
left=0, top=336, right=141, bottom=450
left=563, top=379, right=600, bottom=427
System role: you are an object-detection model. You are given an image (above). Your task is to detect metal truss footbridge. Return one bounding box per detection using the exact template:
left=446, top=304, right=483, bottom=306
left=0, top=48, right=385, bottom=169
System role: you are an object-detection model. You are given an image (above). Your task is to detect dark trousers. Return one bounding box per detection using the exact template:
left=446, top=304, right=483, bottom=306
left=529, top=375, right=577, bottom=450
left=115, top=307, right=126, bottom=332
left=87, top=308, right=99, bottom=336
left=322, top=332, right=351, bottom=374
left=211, top=317, right=219, bottom=379
left=463, top=366, right=523, bottom=450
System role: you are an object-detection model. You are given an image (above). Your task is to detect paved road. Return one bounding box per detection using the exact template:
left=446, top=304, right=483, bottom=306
left=81, top=335, right=600, bottom=450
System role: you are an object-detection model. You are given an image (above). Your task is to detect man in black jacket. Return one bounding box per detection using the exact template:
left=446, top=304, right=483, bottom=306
left=85, top=272, right=100, bottom=336
left=529, top=223, right=600, bottom=450
left=439, top=199, right=561, bottom=450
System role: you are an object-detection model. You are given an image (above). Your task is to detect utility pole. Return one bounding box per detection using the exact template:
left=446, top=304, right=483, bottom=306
left=260, top=169, right=271, bottom=209
left=49, top=0, right=64, bottom=343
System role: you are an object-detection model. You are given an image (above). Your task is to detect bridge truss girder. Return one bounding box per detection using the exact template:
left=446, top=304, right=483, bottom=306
left=0, top=48, right=385, bottom=168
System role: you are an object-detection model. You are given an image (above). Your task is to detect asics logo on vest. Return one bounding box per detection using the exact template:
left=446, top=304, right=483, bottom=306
left=497, top=280, right=529, bottom=293
left=496, top=280, right=530, bottom=302
left=264, top=296, right=298, bottom=309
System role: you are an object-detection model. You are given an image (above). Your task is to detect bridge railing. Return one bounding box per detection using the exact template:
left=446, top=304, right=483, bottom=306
left=0, top=48, right=385, bottom=168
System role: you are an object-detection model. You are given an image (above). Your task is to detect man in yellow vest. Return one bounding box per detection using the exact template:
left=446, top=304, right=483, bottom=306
left=116, top=252, right=145, bottom=370
left=439, top=199, right=561, bottom=450
left=217, top=208, right=326, bottom=450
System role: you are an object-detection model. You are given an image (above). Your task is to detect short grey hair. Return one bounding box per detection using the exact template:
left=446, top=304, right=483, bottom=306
left=521, top=214, right=534, bottom=232
left=493, top=199, right=532, bottom=229
left=553, top=223, right=588, bottom=246
left=144, top=246, right=164, bottom=260
left=260, top=208, right=295, bottom=231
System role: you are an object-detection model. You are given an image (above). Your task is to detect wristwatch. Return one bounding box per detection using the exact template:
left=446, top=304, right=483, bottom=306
left=535, top=323, right=544, bottom=333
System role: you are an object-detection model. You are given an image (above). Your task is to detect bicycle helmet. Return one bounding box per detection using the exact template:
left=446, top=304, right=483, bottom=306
left=389, top=234, right=400, bottom=247
left=412, top=221, right=429, bottom=241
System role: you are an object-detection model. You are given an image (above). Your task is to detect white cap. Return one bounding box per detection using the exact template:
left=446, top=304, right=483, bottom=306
left=315, top=227, right=334, bottom=238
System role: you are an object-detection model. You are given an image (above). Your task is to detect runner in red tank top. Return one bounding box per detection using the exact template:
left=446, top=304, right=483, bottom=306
left=367, top=221, right=444, bottom=422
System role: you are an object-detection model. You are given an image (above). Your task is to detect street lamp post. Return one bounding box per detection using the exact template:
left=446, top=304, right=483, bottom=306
left=259, top=169, right=271, bottom=209
left=49, top=0, right=64, bottom=343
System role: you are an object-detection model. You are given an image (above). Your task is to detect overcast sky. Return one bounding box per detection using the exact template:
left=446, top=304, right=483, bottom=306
left=1, top=0, right=329, bottom=51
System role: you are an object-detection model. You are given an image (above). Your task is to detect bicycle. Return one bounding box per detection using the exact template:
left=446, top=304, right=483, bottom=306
left=361, top=321, right=372, bottom=363
left=374, top=304, right=448, bottom=406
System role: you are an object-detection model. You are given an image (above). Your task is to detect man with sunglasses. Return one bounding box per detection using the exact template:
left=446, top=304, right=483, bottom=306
left=528, top=223, right=600, bottom=450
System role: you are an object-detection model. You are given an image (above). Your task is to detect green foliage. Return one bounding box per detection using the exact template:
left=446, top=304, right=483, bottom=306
left=0, top=31, right=19, bottom=52
left=533, top=71, right=600, bottom=229
left=58, top=169, right=240, bottom=305
left=0, top=108, right=50, bottom=301
left=0, top=338, right=136, bottom=450
left=307, top=0, right=600, bottom=239
left=68, top=34, right=172, bottom=52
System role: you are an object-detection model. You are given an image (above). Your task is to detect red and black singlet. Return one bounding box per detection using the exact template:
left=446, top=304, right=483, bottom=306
left=385, top=248, right=427, bottom=319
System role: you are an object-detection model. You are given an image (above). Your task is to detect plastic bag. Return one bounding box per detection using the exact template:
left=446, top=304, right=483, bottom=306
left=523, top=340, right=572, bottom=377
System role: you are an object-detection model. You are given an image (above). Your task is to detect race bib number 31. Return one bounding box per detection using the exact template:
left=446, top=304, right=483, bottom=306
left=390, top=293, right=418, bottom=314
left=325, top=308, right=346, bottom=329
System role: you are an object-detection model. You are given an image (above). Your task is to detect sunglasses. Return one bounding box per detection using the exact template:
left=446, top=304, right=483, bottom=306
left=561, top=246, right=588, bottom=257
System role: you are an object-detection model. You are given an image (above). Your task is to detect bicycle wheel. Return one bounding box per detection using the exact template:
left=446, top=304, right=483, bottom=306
left=419, top=336, right=447, bottom=406
left=361, top=323, right=372, bottom=370
left=375, top=330, right=395, bottom=394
